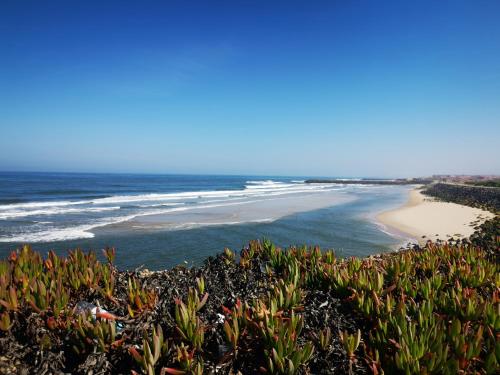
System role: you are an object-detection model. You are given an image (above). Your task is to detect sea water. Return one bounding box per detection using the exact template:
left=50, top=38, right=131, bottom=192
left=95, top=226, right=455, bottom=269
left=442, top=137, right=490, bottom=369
left=0, top=172, right=411, bottom=269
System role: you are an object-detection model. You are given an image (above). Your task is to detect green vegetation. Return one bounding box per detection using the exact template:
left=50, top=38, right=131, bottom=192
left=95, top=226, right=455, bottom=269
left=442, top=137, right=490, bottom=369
left=466, top=179, right=500, bottom=188
left=0, top=220, right=498, bottom=373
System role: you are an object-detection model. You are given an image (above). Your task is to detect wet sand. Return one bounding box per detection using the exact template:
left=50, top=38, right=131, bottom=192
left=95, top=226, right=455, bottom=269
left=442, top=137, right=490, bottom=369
left=377, top=188, right=494, bottom=244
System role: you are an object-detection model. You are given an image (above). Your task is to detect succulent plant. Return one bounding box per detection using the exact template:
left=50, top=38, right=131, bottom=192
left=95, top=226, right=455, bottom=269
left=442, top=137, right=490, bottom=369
left=72, top=312, right=123, bottom=354
left=0, top=233, right=499, bottom=374
left=0, top=311, right=12, bottom=331
left=270, top=279, right=303, bottom=312
left=174, top=289, right=206, bottom=350
left=129, top=325, right=169, bottom=375
left=163, top=343, right=204, bottom=375
left=340, top=329, right=361, bottom=360
left=127, top=276, right=158, bottom=317
left=223, top=248, right=235, bottom=265
left=316, top=327, right=332, bottom=352
left=102, top=247, right=116, bottom=265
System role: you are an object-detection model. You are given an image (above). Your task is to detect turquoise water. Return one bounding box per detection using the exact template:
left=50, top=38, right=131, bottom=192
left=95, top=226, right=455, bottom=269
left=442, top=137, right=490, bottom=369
left=0, top=172, right=410, bottom=270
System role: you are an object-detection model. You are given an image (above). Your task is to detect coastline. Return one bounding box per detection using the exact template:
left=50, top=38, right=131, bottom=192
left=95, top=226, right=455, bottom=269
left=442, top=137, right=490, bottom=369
left=2, top=218, right=497, bottom=374
left=377, top=188, right=495, bottom=244
left=0, top=184, right=415, bottom=267
left=1, top=186, right=498, bottom=374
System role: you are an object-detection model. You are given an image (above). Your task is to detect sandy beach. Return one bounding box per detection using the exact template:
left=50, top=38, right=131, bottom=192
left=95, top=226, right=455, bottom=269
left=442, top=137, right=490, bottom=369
left=377, top=188, right=495, bottom=244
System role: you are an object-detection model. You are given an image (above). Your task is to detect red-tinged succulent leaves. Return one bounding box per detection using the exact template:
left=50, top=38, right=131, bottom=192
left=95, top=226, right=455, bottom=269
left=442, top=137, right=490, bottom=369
left=162, top=368, right=186, bottom=375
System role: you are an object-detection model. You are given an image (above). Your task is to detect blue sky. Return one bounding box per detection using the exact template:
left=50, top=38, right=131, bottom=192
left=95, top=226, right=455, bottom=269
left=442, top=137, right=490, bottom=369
left=1, top=1, right=499, bottom=177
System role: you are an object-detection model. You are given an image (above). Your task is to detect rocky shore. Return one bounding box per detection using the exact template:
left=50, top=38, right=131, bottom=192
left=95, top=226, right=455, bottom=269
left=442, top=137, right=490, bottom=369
left=422, top=183, right=500, bottom=212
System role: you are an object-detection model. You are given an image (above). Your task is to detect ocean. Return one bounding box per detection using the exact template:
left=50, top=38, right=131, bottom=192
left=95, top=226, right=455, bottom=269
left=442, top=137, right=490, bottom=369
left=0, top=172, right=412, bottom=270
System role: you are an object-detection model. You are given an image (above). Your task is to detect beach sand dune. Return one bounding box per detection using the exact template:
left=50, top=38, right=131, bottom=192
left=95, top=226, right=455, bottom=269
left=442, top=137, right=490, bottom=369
left=377, top=189, right=494, bottom=244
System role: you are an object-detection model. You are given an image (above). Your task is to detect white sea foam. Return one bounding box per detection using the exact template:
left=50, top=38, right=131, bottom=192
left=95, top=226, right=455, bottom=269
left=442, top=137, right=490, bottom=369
left=245, top=184, right=297, bottom=190
left=372, top=221, right=399, bottom=238
left=168, top=218, right=276, bottom=230
left=0, top=200, right=88, bottom=210
left=244, top=180, right=297, bottom=189
left=0, top=206, right=120, bottom=220
left=0, top=180, right=331, bottom=218
left=245, top=180, right=282, bottom=185
left=135, top=199, right=260, bottom=217
left=0, top=214, right=136, bottom=243
left=136, top=202, right=184, bottom=208
left=0, top=228, right=97, bottom=243
left=0, top=185, right=318, bottom=221
left=0, top=201, right=259, bottom=242
left=0, top=180, right=358, bottom=243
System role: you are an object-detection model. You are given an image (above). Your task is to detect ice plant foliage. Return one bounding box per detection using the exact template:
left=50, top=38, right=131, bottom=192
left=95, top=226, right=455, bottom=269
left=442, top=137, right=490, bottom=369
left=0, top=246, right=117, bottom=328
left=174, top=287, right=207, bottom=350
left=316, top=327, right=332, bottom=352
left=254, top=238, right=499, bottom=374
left=0, top=225, right=499, bottom=374
left=127, top=276, right=158, bottom=317
left=72, top=312, right=123, bottom=354
left=129, top=325, right=169, bottom=375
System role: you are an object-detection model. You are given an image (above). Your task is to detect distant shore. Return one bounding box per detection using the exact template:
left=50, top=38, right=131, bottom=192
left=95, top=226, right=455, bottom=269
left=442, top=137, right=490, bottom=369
left=305, top=178, right=432, bottom=185
left=377, top=188, right=494, bottom=244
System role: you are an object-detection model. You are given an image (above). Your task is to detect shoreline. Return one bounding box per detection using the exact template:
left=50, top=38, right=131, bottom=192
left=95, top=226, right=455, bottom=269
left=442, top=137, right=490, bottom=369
left=377, top=188, right=494, bottom=244
left=1, top=218, right=497, bottom=374
left=0, top=185, right=498, bottom=374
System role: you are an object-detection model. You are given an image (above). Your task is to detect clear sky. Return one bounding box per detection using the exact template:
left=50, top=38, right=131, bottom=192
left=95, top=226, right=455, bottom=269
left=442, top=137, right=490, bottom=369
left=1, top=1, right=499, bottom=177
